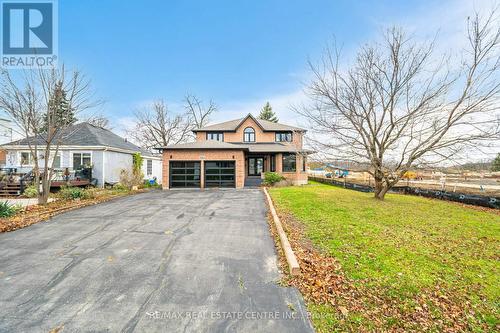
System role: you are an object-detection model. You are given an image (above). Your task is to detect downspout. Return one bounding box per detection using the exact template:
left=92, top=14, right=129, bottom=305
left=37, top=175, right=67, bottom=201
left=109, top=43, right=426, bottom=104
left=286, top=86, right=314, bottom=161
left=102, top=148, right=107, bottom=188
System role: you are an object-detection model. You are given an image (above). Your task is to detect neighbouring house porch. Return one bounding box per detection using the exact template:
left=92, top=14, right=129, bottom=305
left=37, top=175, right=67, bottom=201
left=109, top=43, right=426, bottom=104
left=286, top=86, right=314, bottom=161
left=0, top=167, right=94, bottom=197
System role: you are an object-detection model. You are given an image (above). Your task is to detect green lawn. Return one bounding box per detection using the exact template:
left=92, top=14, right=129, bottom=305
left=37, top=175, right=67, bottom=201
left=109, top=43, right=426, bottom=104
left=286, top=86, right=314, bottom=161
left=269, top=182, right=500, bottom=332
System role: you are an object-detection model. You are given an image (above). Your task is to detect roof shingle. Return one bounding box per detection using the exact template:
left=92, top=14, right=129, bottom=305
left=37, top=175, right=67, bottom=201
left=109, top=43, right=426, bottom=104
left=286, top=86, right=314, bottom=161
left=161, top=141, right=313, bottom=154
left=3, top=122, right=154, bottom=156
left=193, top=114, right=305, bottom=132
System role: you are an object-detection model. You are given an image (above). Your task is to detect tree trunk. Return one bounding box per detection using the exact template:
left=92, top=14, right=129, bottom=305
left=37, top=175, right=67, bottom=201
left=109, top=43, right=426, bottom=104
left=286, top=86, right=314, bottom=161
left=38, top=184, right=50, bottom=205
left=373, top=178, right=389, bottom=200
left=37, top=170, right=50, bottom=205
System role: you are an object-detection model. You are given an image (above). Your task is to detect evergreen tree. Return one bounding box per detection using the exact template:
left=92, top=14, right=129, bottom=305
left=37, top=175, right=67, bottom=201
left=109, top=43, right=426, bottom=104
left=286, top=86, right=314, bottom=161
left=41, top=82, right=76, bottom=132
left=258, top=102, right=278, bottom=122
left=492, top=153, right=500, bottom=172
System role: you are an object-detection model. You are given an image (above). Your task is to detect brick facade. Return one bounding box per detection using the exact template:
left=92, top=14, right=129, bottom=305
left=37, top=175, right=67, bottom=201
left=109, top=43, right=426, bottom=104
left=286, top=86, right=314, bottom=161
left=196, top=117, right=303, bottom=148
left=164, top=116, right=310, bottom=189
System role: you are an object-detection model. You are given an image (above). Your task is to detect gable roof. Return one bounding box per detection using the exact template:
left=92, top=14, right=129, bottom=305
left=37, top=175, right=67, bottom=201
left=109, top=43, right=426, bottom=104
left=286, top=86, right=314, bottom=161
left=2, top=122, right=155, bottom=156
left=193, top=113, right=305, bottom=132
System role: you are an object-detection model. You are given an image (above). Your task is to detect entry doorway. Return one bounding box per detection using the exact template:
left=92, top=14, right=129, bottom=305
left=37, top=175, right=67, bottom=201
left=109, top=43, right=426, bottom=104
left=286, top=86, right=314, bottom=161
left=248, top=157, right=264, bottom=176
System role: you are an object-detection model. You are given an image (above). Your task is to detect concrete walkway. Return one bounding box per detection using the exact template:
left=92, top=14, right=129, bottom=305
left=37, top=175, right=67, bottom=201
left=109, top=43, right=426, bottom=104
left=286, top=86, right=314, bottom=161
left=2, top=197, right=55, bottom=207
left=0, top=189, right=313, bottom=333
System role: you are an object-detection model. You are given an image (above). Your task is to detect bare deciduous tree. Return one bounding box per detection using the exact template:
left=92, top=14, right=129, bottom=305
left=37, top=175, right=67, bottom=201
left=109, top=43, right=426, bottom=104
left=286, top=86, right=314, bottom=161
left=300, top=12, right=500, bottom=200
left=84, top=113, right=112, bottom=129
left=0, top=66, right=97, bottom=204
left=130, top=95, right=216, bottom=148
left=184, top=94, right=216, bottom=129
left=129, top=99, right=192, bottom=149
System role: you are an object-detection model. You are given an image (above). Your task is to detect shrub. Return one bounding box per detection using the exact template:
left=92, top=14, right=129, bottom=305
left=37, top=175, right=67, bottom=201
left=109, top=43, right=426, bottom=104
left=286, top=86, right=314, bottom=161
left=119, top=169, right=143, bottom=190
left=23, top=185, right=38, bottom=198
left=143, top=179, right=161, bottom=188
left=0, top=201, right=22, bottom=218
left=59, top=186, right=89, bottom=200
left=263, top=172, right=285, bottom=185
left=82, top=187, right=97, bottom=199
left=112, top=183, right=129, bottom=191
left=132, top=153, right=143, bottom=173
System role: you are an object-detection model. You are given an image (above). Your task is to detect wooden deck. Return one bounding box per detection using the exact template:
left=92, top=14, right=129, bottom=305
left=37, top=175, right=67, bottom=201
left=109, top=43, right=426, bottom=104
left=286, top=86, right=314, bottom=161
left=51, top=179, right=91, bottom=187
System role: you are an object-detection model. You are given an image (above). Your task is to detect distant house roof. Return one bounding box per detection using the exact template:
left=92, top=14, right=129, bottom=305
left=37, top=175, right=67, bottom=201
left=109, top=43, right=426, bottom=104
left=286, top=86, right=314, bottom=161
left=160, top=141, right=314, bottom=154
left=2, top=122, right=155, bottom=157
left=193, top=114, right=306, bottom=132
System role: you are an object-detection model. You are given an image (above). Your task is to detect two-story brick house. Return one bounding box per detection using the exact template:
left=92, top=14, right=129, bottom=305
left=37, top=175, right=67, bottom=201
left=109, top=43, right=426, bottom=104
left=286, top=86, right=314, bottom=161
left=160, top=114, right=313, bottom=189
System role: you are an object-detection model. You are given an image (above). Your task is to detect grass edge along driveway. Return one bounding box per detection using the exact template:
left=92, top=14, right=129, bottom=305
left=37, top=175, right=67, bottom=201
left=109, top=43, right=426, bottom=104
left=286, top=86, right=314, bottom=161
left=269, top=182, right=499, bottom=332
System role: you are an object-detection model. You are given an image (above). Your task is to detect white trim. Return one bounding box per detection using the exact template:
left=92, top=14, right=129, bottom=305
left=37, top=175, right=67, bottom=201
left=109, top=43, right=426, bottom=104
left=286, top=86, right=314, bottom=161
left=71, top=151, right=93, bottom=169
left=18, top=151, right=35, bottom=166
left=146, top=159, right=153, bottom=176
left=102, top=149, right=106, bottom=188
left=52, top=152, right=61, bottom=168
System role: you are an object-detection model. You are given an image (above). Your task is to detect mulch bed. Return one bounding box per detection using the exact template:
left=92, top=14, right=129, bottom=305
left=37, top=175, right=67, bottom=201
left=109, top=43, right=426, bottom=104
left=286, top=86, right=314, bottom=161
left=266, top=205, right=486, bottom=332
left=0, top=190, right=146, bottom=233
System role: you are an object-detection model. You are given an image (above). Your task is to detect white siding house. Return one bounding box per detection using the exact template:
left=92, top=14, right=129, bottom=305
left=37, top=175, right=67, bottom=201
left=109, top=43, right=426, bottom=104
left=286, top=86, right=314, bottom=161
left=1, top=122, right=162, bottom=186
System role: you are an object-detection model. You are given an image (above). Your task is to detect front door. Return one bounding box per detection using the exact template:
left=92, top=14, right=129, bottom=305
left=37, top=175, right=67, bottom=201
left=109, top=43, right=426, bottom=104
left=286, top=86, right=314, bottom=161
left=248, top=157, right=264, bottom=176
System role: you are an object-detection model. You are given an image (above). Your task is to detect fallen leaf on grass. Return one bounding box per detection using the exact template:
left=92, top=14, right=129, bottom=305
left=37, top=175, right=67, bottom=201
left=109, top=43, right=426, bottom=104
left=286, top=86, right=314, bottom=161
left=339, top=306, right=349, bottom=317
left=266, top=209, right=480, bottom=332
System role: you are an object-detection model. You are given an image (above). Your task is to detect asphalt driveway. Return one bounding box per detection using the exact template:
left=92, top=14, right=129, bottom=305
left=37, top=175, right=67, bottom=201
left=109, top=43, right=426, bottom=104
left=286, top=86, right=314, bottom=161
left=0, top=189, right=313, bottom=333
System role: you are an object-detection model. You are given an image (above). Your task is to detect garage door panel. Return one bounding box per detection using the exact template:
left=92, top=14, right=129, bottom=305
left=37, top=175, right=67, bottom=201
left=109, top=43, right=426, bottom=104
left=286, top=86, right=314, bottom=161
left=204, top=161, right=235, bottom=188
left=169, top=161, right=201, bottom=188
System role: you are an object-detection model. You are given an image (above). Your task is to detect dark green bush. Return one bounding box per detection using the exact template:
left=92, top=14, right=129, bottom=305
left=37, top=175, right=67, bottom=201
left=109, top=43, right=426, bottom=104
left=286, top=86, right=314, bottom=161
left=263, top=172, right=285, bottom=185
left=0, top=201, right=22, bottom=218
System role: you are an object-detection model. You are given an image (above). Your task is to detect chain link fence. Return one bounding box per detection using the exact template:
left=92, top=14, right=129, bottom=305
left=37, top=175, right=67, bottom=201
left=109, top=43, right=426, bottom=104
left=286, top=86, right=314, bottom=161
left=309, top=176, right=499, bottom=209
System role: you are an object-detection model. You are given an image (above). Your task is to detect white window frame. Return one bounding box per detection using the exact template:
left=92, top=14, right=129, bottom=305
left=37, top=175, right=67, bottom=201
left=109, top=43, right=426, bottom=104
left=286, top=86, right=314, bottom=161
left=243, top=127, right=255, bottom=142
left=146, top=159, right=153, bottom=176
left=49, top=152, right=61, bottom=169
left=71, top=151, right=93, bottom=169
left=19, top=151, right=35, bottom=166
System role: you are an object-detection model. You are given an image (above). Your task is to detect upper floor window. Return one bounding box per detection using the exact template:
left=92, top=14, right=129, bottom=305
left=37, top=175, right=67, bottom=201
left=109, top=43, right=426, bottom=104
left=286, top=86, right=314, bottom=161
left=207, top=132, right=224, bottom=142
left=243, top=127, right=255, bottom=142
left=275, top=132, right=293, bottom=142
